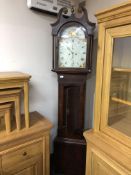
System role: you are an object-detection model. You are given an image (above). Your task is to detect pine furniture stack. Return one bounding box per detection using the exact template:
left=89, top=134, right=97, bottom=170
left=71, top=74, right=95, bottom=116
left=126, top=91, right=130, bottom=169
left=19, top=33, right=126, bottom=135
left=0, top=72, right=31, bottom=132
left=0, top=72, right=53, bottom=175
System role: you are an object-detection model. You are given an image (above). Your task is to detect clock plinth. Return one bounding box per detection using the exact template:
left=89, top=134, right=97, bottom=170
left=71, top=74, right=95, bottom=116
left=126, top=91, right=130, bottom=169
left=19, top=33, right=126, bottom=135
left=51, top=6, right=95, bottom=175
left=54, top=137, right=86, bottom=175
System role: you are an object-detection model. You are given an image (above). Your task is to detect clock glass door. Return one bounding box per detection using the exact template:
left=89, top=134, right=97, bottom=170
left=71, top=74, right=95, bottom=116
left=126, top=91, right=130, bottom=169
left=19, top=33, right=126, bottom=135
left=58, top=26, right=87, bottom=68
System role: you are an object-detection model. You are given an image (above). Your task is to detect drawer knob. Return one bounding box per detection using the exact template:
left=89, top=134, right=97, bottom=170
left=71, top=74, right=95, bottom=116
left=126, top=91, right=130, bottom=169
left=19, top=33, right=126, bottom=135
left=23, top=152, right=27, bottom=156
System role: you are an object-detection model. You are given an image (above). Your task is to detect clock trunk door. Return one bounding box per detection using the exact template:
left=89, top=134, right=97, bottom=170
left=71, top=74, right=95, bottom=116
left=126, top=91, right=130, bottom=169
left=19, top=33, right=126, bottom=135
left=58, top=74, right=86, bottom=139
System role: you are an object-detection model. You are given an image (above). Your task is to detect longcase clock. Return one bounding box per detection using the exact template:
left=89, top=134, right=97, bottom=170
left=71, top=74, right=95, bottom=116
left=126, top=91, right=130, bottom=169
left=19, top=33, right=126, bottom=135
left=51, top=6, right=95, bottom=175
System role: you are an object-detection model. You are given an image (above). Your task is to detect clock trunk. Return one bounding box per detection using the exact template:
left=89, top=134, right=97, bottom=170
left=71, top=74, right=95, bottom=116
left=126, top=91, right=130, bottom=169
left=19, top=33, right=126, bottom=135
left=54, top=74, right=87, bottom=175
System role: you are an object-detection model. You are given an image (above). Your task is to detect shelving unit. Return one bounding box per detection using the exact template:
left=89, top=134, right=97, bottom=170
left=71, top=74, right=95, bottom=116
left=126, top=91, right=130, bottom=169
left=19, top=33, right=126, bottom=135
left=113, top=67, right=131, bottom=72
left=0, top=72, right=31, bottom=132
left=84, top=2, right=131, bottom=175
left=109, top=67, right=131, bottom=136
left=111, top=97, right=131, bottom=106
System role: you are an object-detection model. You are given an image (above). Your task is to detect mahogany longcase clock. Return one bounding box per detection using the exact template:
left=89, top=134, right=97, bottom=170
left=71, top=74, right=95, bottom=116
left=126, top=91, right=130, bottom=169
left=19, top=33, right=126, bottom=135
left=51, top=6, right=95, bottom=175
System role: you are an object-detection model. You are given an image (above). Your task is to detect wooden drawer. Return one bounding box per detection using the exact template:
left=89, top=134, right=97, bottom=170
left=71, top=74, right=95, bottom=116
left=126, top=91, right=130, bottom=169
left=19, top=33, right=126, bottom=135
left=2, top=139, right=43, bottom=169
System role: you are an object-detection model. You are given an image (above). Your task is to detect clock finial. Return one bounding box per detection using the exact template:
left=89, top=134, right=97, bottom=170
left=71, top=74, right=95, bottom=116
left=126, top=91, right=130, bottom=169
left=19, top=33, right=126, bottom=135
left=70, top=0, right=86, bottom=13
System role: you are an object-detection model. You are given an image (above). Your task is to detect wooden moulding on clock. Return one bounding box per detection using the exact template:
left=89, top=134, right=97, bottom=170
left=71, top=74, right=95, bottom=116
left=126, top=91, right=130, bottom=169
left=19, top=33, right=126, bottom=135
left=51, top=7, right=95, bottom=74
left=51, top=68, right=92, bottom=74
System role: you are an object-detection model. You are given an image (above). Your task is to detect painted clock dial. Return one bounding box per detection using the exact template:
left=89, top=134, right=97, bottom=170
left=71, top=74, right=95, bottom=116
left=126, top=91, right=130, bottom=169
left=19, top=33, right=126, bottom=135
left=58, top=26, right=87, bottom=68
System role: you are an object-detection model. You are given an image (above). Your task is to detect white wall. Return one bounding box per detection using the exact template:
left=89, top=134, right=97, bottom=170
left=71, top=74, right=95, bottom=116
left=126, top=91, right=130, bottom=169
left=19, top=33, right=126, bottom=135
left=85, top=0, right=128, bottom=128
left=0, top=0, right=58, bottom=145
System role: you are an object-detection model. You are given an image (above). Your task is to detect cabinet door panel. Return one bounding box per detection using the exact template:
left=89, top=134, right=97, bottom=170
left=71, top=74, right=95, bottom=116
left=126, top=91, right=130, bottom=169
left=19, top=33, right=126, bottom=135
left=100, top=25, right=131, bottom=147
left=2, top=140, right=43, bottom=168
left=89, top=148, right=128, bottom=175
left=15, top=166, right=35, bottom=175
left=2, top=155, right=43, bottom=175
left=92, top=155, right=120, bottom=175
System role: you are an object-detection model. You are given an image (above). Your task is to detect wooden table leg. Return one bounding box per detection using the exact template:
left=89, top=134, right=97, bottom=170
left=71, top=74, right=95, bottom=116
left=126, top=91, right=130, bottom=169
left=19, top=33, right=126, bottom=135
left=15, top=96, right=21, bottom=131
left=5, top=110, right=11, bottom=133
left=45, top=135, right=50, bottom=175
left=24, top=82, right=30, bottom=128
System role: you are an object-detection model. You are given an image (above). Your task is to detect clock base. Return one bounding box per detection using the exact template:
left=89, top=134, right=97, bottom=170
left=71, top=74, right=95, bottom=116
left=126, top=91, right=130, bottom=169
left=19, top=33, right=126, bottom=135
left=54, top=136, right=86, bottom=175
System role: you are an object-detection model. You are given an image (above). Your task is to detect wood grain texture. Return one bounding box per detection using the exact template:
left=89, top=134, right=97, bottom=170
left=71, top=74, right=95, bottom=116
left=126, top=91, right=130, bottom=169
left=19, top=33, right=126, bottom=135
left=54, top=74, right=87, bottom=175
left=0, top=89, right=22, bottom=131
left=0, top=72, right=31, bottom=81
left=24, top=82, right=30, bottom=128
left=84, top=131, right=131, bottom=173
left=111, top=97, right=131, bottom=106
left=0, top=111, right=53, bottom=175
left=0, top=103, right=12, bottom=134
left=84, top=2, right=131, bottom=175
left=0, top=72, right=31, bottom=129
left=95, top=1, right=131, bottom=23
left=93, top=23, right=106, bottom=132
left=4, top=110, right=11, bottom=133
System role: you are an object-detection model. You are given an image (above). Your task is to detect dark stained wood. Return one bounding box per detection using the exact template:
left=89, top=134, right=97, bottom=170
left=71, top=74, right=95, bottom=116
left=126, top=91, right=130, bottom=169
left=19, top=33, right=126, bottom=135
left=53, top=73, right=87, bottom=174
left=51, top=7, right=95, bottom=74
left=54, top=137, right=86, bottom=175
left=58, top=74, right=86, bottom=139
left=51, top=7, right=95, bottom=175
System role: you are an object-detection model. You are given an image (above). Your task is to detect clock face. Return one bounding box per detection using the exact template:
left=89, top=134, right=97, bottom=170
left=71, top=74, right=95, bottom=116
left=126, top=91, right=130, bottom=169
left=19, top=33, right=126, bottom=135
left=58, top=26, right=87, bottom=68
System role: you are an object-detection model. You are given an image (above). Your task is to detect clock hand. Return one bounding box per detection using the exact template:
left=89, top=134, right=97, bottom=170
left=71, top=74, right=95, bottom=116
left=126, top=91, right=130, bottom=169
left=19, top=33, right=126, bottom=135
left=72, top=40, right=74, bottom=64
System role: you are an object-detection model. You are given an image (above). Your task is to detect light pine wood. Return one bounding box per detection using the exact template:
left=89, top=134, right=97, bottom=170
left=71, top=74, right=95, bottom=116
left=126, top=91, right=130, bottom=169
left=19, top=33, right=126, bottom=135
left=94, top=23, right=106, bottom=132
left=88, top=143, right=129, bottom=175
left=43, top=137, right=46, bottom=175
left=112, top=97, right=131, bottom=106
left=84, top=2, right=131, bottom=175
left=0, top=72, right=31, bottom=81
left=0, top=72, right=31, bottom=129
left=113, top=67, right=131, bottom=73
left=84, top=131, right=131, bottom=174
left=100, top=27, right=114, bottom=130
left=15, top=95, right=21, bottom=131
left=15, top=166, right=35, bottom=175
left=0, top=111, right=53, bottom=175
left=0, top=89, right=22, bottom=131
left=5, top=111, right=11, bottom=133
left=3, top=155, right=43, bottom=175
left=0, top=103, right=12, bottom=133
left=95, top=1, right=131, bottom=23
left=99, top=24, right=131, bottom=147
left=24, top=82, right=29, bottom=128
left=2, top=139, right=43, bottom=167
left=45, top=135, right=50, bottom=175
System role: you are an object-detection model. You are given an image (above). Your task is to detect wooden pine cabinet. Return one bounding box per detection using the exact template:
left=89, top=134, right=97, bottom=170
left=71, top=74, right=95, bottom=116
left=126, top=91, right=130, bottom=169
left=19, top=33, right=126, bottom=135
left=84, top=2, right=131, bottom=175
left=3, top=154, right=43, bottom=175
left=86, top=142, right=129, bottom=175
left=0, top=111, right=52, bottom=175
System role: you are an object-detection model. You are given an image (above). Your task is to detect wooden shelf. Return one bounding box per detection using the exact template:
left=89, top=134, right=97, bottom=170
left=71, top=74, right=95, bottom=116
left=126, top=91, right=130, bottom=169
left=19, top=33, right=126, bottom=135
left=109, top=112, right=131, bottom=137
left=111, top=97, right=131, bottom=106
left=113, top=67, right=131, bottom=73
